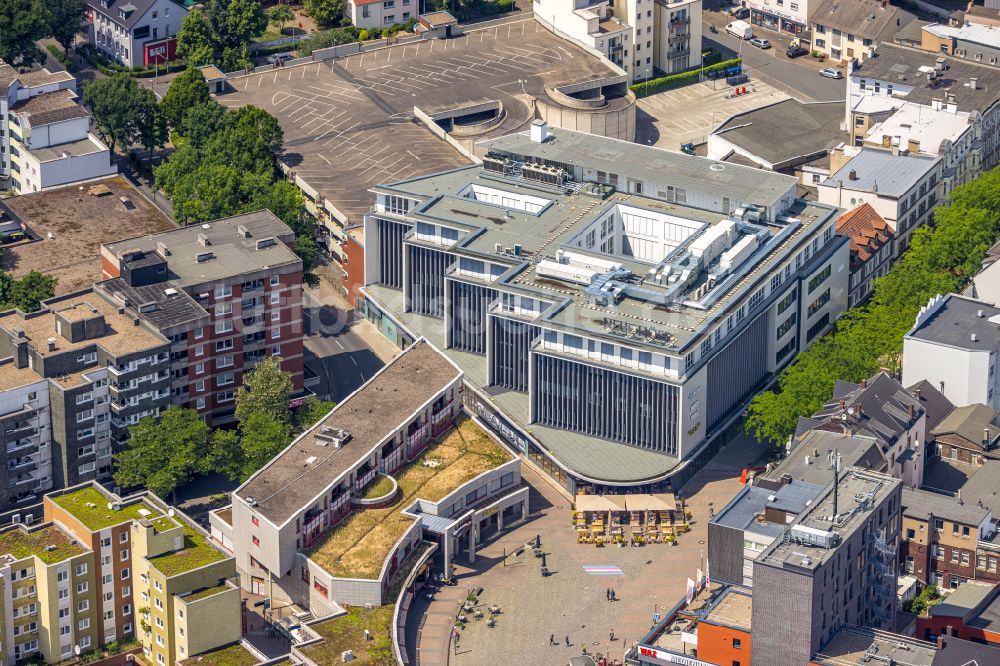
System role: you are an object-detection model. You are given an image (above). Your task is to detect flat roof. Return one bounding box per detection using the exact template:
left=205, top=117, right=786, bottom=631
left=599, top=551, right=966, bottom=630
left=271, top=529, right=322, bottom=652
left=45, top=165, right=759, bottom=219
left=28, top=134, right=108, bottom=163
left=775, top=430, right=885, bottom=484
left=865, top=101, right=971, bottom=155
left=853, top=44, right=1000, bottom=114
left=104, top=210, right=299, bottom=289
left=907, top=293, right=1000, bottom=350
left=97, top=278, right=209, bottom=329
left=0, top=358, right=46, bottom=392
left=711, top=481, right=823, bottom=538
left=216, top=18, right=629, bottom=223
left=0, top=523, right=87, bottom=565
left=49, top=485, right=163, bottom=531
left=712, top=99, right=847, bottom=167
left=0, top=291, right=167, bottom=357
left=821, top=148, right=940, bottom=198
left=930, top=582, right=997, bottom=618
left=482, top=128, right=797, bottom=209
left=902, top=487, right=989, bottom=526
left=238, top=340, right=462, bottom=525
left=758, top=468, right=899, bottom=571
left=703, top=588, right=752, bottom=631
left=0, top=65, right=75, bottom=95
left=813, top=628, right=936, bottom=666
left=925, top=21, right=1000, bottom=48
left=0, top=176, right=174, bottom=295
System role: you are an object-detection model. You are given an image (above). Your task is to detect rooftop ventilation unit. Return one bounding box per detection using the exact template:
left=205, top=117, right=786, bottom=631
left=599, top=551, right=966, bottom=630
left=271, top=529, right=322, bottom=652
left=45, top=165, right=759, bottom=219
left=315, top=426, right=352, bottom=448
left=237, top=224, right=252, bottom=239
left=790, top=524, right=838, bottom=548
left=195, top=251, right=214, bottom=263
left=156, top=241, right=170, bottom=256
left=197, top=233, right=211, bottom=247
left=256, top=237, right=277, bottom=250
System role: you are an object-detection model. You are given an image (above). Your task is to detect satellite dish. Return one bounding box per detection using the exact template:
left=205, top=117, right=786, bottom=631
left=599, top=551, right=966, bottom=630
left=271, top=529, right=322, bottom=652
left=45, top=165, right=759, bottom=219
left=840, top=413, right=847, bottom=421
left=167, top=508, right=175, bottom=517
left=107, top=502, right=114, bottom=510
left=847, top=407, right=855, bottom=416
left=74, top=645, right=81, bottom=656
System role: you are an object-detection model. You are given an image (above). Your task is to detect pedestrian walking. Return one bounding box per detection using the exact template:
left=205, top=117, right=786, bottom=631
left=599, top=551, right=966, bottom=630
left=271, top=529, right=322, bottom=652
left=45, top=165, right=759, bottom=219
left=611, top=588, right=617, bottom=601
left=610, top=629, right=616, bottom=641
left=550, top=634, right=556, bottom=646
left=606, top=587, right=611, bottom=601
left=566, top=635, right=571, bottom=646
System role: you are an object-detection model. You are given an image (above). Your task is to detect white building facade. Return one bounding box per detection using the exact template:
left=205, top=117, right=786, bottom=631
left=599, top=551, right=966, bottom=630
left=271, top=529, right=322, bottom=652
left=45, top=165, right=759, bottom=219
left=86, top=0, right=187, bottom=68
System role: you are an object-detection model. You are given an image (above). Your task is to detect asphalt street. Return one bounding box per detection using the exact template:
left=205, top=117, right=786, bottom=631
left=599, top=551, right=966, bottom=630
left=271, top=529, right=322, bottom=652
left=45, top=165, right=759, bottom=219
left=302, top=291, right=386, bottom=403
left=701, top=16, right=847, bottom=102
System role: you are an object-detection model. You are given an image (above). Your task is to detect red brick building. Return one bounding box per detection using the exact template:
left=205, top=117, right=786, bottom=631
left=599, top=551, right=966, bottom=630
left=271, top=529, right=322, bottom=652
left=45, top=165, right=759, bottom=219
left=97, top=211, right=304, bottom=424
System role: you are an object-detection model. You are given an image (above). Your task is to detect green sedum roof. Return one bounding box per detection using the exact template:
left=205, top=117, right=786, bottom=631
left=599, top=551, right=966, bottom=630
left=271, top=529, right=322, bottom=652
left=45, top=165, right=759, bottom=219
left=148, top=526, right=226, bottom=577
left=52, top=486, right=162, bottom=531
left=0, top=524, right=86, bottom=565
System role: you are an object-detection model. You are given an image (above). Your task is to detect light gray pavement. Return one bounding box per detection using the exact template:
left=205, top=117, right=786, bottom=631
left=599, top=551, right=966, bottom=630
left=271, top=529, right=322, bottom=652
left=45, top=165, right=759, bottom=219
left=410, top=430, right=769, bottom=665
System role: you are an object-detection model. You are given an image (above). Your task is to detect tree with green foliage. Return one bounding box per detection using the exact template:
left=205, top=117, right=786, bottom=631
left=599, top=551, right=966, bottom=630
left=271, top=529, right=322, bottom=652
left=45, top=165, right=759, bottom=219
left=293, top=396, right=336, bottom=431
left=134, top=86, right=167, bottom=169
left=178, top=100, right=229, bottom=147
left=114, top=407, right=211, bottom=500
left=206, top=428, right=244, bottom=481
left=4, top=271, right=58, bottom=313
left=83, top=74, right=152, bottom=163
left=208, top=0, right=268, bottom=49
left=745, top=167, right=1000, bottom=446
left=176, top=10, right=217, bottom=67
left=161, top=67, right=211, bottom=129
left=236, top=357, right=294, bottom=427
left=303, top=0, right=344, bottom=27
left=267, top=4, right=295, bottom=35
left=48, top=0, right=87, bottom=55
left=0, top=0, right=53, bottom=68
left=238, top=411, right=292, bottom=478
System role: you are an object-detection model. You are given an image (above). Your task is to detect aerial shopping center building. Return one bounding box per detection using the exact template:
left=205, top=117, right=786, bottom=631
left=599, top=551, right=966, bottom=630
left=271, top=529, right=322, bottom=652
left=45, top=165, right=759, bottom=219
left=359, top=124, right=850, bottom=494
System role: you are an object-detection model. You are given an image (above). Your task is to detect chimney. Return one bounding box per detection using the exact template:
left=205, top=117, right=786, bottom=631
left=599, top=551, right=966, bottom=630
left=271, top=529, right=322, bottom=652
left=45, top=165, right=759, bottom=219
left=46, top=337, right=56, bottom=352
left=978, top=309, right=984, bottom=317
left=530, top=120, right=550, bottom=144
left=986, top=428, right=992, bottom=445
left=849, top=169, right=858, bottom=181
left=972, top=333, right=979, bottom=342
left=908, top=139, right=920, bottom=154
left=882, top=135, right=892, bottom=148
left=970, top=77, right=978, bottom=90
left=908, top=403, right=914, bottom=418
left=840, top=399, right=846, bottom=409
left=861, top=378, right=868, bottom=389
left=857, top=403, right=864, bottom=418
left=937, top=634, right=945, bottom=649
left=915, top=387, right=922, bottom=401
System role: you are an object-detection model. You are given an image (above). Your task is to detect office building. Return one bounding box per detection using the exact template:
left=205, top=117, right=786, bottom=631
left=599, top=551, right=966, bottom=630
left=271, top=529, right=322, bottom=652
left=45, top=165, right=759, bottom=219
left=533, top=0, right=703, bottom=82
left=361, top=125, right=848, bottom=493
left=85, top=0, right=188, bottom=68
left=0, top=66, right=115, bottom=194
left=903, top=294, right=1000, bottom=412
left=751, top=468, right=901, bottom=664
left=98, top=211, right=304, bottom=425
left=0, top=482, right=238, bottom=665
left=217, top=340, right=528, bottom=613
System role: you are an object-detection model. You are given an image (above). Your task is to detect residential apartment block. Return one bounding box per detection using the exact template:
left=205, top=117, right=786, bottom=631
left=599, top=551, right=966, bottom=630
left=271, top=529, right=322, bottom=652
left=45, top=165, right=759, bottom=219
left=0, top=482, right=238, bottom=665
left=0, top=66, right=115, bottom=194
left=809, top=0, right=916, bottom=64
left=361, top=125, right=848, bottom=494
left=345, top=0, right=416, bottom=28
left=920, top=21, right=1000, bottom=66
left=216, top=340, right=528, bottom=614
left=847, top=45, right=1000, bottom=198
left=819, top=147, right=940, bottom=257
left=835, top=203, right=893, bottom=307
left=533, top=0, right=702, bottom=82
left=903, top=294, right=1000, bottom=412
left=98, top=211, right=304, bottom=425
left=85, top=0, right=188, bottom=68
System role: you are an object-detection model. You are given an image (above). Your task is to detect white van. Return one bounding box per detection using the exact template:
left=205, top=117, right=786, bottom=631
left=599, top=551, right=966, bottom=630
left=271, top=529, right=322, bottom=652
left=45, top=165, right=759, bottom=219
left=726, top=20, right=753, bottom=40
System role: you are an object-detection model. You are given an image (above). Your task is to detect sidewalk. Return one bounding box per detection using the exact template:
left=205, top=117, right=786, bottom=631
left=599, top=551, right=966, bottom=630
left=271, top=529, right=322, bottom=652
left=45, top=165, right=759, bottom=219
left=306, top=267, right=400, bottom=365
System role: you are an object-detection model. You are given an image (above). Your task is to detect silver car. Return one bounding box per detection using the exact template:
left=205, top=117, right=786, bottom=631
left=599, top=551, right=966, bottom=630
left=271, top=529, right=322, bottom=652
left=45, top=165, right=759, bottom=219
left=819, top=67, right=843, bottom=79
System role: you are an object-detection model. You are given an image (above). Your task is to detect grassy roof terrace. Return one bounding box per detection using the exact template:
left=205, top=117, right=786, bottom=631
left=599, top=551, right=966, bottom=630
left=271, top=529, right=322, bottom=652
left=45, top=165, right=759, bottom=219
left=298, top=605, right=395, bottom=666
left=308, top=416, right=510, bottom=579
left=182, top=583, right=230, bottom=603
left=0, top=524, right=86, bottom=565
left=149, top=526, right=227, bottom=577
left=180, top=643, right=258, bottom=666
left=51, top=486, right=161, bottom=531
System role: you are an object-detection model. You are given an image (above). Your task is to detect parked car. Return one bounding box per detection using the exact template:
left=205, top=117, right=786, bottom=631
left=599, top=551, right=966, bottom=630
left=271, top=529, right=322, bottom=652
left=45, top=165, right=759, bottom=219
left=786, top=45, right=808, bottom=58
left=819, top=67, right=843, bottom=79
left=267, top=53, right=293, bottom=65
left=749, top=37, right=771, bottom=49
left=733, top=8, right=751, bottom=19
left=680, top=142, right=696, bottom=155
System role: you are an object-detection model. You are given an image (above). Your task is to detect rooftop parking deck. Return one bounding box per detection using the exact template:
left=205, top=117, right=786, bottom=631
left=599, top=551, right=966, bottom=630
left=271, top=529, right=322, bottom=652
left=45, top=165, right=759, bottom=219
left=216, top=18, right=631, bottom=224
left=307, top=417, right=510, bottom=579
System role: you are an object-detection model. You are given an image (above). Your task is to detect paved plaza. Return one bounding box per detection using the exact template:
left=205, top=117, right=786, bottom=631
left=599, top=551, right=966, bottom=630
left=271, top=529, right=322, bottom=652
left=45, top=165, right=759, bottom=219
left=406, top=431, right=769, bottom=665
left=217, top=18, right=625, bottom=222
left=636, top=78, right=788, bottom=149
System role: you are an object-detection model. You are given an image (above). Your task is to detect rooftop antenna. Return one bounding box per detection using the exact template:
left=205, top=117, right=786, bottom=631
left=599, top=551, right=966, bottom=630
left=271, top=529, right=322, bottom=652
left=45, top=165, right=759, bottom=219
left=833, top=452, right=842, bottom=520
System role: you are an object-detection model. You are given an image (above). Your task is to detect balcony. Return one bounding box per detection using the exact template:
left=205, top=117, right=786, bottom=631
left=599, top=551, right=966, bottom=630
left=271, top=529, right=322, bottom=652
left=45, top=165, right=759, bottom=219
left=6, top=439, right=37, bottom=455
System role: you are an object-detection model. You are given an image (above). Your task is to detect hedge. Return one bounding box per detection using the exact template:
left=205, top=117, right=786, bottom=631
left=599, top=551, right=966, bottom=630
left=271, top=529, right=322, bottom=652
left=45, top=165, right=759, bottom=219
left=630, top=58, right=742, bottom=97
left=46, top=44, right=79, bottom=73
left=77, top=44, right=188, bottom=78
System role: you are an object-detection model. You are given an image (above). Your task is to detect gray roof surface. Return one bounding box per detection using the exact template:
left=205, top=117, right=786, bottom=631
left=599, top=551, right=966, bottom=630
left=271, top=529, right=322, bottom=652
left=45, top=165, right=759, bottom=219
left=103, top=211, right=299, bottom=289
left=812, top=0, right=916, bottom=39
left=908, top=380, right=956, bottom=433
left=773, top=430, right=885, bottom=484
left=933, top=636, right=1000, bottom=666
left=853, top=44, right=1000, bottom=113
left=814, top=627, right=937, bottom=666
left=923, top=457, right=1000, bottom=512
left=822, top=148, right=940, bottom=198
left=902, top=486, right=989, bottom=526
left=808, top=371, right=923, bottom=450
left=28, top=136, right=107, bottom=163
left=932, top=403, right=1000, bottom=447
left=86, top=0, right=186, bottom=29
left=482, top=128, right=798, bottom=210
left=0, top=66, right=75, bottom=95
left=712, top=100, right=847, bottom=168
left=11, top=89, right=88, bottom=126
left=711, top=480, right=823, bottom=537
left=97, top=278, right=210, bottom=329
left=237, top=340, right=462, bottom=525
left=907, top=294, right=1000, bottom=351
left=930, top=583, right=997, bottom=618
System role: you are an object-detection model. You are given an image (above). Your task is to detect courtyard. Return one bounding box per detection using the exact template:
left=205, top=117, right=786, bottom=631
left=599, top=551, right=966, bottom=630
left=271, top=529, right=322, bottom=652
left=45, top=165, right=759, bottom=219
left=405, top=429, right=769, bottom=665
